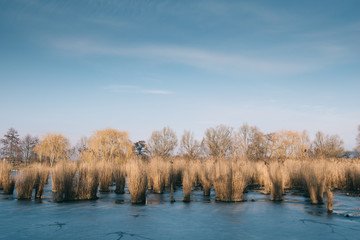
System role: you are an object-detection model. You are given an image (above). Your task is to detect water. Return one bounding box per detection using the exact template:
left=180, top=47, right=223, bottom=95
left=1, top=183, right=360, bottom=240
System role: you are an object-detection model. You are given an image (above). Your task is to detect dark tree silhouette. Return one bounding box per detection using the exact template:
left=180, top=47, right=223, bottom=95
left=1, top=128, right=21, bottom=164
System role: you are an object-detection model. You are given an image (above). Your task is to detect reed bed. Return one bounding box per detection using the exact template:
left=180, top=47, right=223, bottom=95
left=2, top=156, right=358, bottom=213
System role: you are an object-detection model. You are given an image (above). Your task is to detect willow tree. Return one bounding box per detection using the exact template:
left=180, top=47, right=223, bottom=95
left=87, top=128, right=133, bottom=163
left=268, top=130, right=310, bottom=159
left=147, top=127, right=178, bottom=159
left=34, top=133, right=70, bottom=167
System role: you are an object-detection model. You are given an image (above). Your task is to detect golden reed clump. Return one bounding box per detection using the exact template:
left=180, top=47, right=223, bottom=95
left=74, top=162, right=99, bottom=200
left=16, top=169, right=37, bottom=200
left=113, top=164, right=126, bottom=194
left=0, top=161, right=15, bottom=194
left=300, top=160, right=328, bottom=204
left=32, top=164, right=50, bottom=199
left=147, top=157, right=170, bottom=194
left=267, top=161, right=286, bottom=201
left=195, top=159, right=214, bottom=196
left=212, top=159, right=251, bottom=202
left=182, top=161, right=197, bottom=202
left=126, top=159, right=148, bottom=204
left=53, top=161, right=100, bottom=201
left=52, top=161, right=77, bottom=201
left=97, top=161, right=113, bottom=192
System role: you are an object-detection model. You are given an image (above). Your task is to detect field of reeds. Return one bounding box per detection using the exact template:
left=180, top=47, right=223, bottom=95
left=1, top=157, right=360, bottom=213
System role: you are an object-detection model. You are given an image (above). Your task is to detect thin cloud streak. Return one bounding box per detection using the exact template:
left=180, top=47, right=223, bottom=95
left=103, top=85, right=174, bottom=95
left=52, top=39, right=321, bottom=74
left=140, top=89, right=173, bottom=95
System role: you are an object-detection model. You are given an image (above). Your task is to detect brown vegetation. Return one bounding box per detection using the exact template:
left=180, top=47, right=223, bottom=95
left=126, top=159, right=148, bottom=204
left=213, top=159, right=251, bottom=202
left=16, top=169, right=36, bottom=200
left=113, top=164, right=126, bottom=194
left=33, top=164, right=49, bottom=198
left=0, top=161, right=15, bottom=194
left=147, top=157, right=170, bottom=194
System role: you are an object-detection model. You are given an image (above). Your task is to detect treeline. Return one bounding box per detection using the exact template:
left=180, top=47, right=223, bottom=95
left=0, top=124, right=359, bottom=166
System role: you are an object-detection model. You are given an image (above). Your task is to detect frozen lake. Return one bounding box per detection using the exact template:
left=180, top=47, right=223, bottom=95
left=1, top=182, right=360, bottom=240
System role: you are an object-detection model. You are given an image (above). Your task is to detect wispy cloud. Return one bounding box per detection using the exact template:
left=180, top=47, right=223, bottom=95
left=140, top=89, right=173, bottom=95
left=103, top=85, right=173, bottom=95
left=52, top=38, right=321, bottom=75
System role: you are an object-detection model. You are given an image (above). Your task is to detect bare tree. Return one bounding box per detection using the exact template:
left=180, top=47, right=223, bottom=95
left=21, top=134, right=39, bottom=165
left=312, top=131, right=326, bottom=157
left=180, top=130, right=201, bottom=159
left=356, top=125, right=360, bottom=154
left=203, top=125, right=233, bottom=158
left=147, top=127, right=178, bottom=158
left=233, top=123, right=251, bottom=159
left=247, top=127, right=267, bottom=160
left=34, top=133, right=70, bottom=167
left=325, top=134, right=344, bottom=158
left=1, top=128, right=21, bottom=164
left=311, top=131, right=344, bottom=158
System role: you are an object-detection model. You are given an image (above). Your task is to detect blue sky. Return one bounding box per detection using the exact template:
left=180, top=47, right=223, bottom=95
left=0, top=0, right=359, bottom=149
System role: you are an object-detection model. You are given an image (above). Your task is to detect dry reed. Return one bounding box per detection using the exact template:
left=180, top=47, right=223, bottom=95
left=113, top=164, right=126, bottom=194
left=182, top=164, right=196, bottom=202
left=98, top=161, right=113, bottom=192
left=196, top=159, right=214, bottom=196
left=16, top=169, right=36, bottom=200
left=126, top=159, right=147, bottom=204
left=301, top=160, right=328, bottom=204
left=147, top=157, right=170, bottom=194
left=74, top=162, right=99, bottom=200
left=213, top=159, right=251, bottom=202
left=267, top=161, right=286, bottom=201
left=33, top=164, right=50, bottom=199
left=0, top=161, right=15, bottom=194
left=52, top=161, right=77, bottom=201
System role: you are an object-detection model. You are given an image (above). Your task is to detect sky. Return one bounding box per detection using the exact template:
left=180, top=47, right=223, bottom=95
left=0, top=0, right=359, bottom=149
